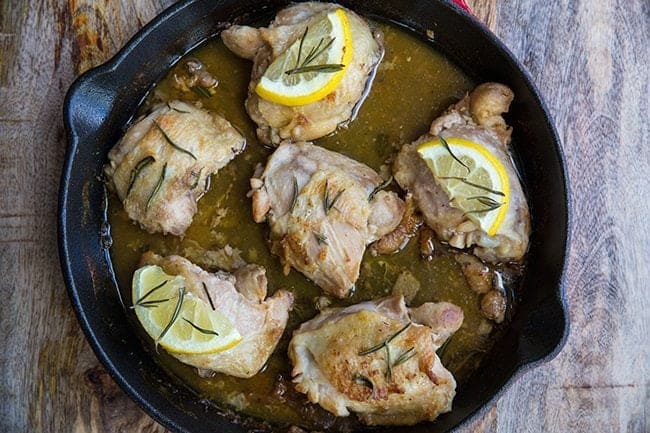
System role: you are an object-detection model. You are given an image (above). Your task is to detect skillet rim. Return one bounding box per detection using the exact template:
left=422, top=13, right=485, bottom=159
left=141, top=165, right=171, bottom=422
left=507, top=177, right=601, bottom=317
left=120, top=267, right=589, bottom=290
left=59, top=0, right=571, bottom=431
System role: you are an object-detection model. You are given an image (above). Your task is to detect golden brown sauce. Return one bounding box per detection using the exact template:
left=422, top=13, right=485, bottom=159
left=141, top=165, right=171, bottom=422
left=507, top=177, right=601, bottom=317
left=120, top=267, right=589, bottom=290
left=108, top=22, right=521, bottom=430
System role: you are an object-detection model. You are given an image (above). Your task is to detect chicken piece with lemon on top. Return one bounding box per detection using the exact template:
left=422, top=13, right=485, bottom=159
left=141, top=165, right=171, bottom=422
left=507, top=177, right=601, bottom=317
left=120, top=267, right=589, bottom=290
left=221, top=2, right=383, bottom=145
left=394, top=83, right=530, bottom=263
left=131, top=252, right=293, bottom=378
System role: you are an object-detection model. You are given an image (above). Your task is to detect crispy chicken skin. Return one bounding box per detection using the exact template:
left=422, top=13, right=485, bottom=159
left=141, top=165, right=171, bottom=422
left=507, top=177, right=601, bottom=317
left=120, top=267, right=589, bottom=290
left=221, top=2, right=383, bottom=145
left=288, top=296, right=463, bottom=425
left=140, top=252, right=293, bottom=378
left=250, top=141, right=404, bottom=298
left=394, top=83, right=531, bottom=263
left=105, top=100, right=245, bottom=236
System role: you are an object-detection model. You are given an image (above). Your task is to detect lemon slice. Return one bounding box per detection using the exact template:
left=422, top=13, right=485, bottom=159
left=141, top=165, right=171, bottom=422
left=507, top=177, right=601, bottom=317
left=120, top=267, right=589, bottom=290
left=255, top=8, right=353, bottom=106
left=417, top=137, right=510, bottom=236
left=132, top=265, right=242, bottom=354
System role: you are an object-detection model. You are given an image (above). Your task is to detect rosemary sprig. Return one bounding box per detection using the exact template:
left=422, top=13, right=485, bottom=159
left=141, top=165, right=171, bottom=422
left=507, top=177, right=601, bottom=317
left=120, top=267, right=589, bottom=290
left=201, top=281, right=216, bottom=311
left=323, top=181, right=345, bottom=214
left=358, top=323, right=410, bottom=356
left=153, top=121, right=197, bottom=160
left=183, top=317, right=219, bottom=336
left=368, top=176, right=393, bottom=202
left=352, top=373, right=374, bottom=390
left=146, top=163, right=167, bottom=211
left=393, top=347, right=417, bottom=367
left=438, top=176, right=505, bottom=196
left=133, top=279, right=168, bottom=306
left=314, top=232, right=328, bottom=246
left=155, top=286, right=185, bottom=349
left=440, top=136, right=470, bottom=173
left=284, top=27, right=345, bottom=76
left=126, top=156, right=155, bottom=197
left=290, top=176, right=299, bottom=212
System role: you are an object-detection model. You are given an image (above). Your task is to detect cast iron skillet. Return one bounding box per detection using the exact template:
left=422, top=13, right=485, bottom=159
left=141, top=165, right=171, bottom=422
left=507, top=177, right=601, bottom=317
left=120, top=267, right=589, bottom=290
left=59, top=0, right=570, bottom=431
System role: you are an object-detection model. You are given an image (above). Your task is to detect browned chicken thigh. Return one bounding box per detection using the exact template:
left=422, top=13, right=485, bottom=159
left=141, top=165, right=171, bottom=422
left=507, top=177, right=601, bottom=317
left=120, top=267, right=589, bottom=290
left=222, top=2, right=383, bottom=144
left=250, top=142, right=404, bottom=298
left=394, top=83, right=531, bottom=262
left=140, top=252, right=293, bottom=378
left=288, top=296, right=463, bottom=425
left=105, top=100, right=245, bottom=236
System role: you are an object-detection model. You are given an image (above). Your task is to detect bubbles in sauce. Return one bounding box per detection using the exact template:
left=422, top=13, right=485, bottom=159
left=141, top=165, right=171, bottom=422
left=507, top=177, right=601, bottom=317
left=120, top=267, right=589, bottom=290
left=108, top=22, right=522, bottom=431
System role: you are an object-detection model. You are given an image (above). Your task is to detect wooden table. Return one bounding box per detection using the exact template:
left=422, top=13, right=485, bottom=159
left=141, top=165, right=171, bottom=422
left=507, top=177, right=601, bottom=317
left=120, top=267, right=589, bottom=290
left=1, top=0, right=648, bottom=431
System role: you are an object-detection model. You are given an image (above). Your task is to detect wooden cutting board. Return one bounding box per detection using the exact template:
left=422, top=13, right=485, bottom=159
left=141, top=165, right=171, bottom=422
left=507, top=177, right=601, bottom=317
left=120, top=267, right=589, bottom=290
left=0, top=0, right=647, bottom=431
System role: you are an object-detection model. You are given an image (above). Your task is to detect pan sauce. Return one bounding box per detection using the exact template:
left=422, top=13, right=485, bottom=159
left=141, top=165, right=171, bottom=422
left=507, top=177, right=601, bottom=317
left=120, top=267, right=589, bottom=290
left=108, top=22, right=523, bottom=430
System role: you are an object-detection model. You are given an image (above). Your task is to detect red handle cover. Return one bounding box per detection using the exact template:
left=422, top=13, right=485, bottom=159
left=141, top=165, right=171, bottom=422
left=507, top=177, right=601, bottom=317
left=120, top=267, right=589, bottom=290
left=451, top=0, right=473, bottom=14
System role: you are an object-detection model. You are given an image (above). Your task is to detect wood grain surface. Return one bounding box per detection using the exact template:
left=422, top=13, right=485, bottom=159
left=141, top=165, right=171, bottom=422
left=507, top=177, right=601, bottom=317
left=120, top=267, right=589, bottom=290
left=0, top=0, right=648, bottom=432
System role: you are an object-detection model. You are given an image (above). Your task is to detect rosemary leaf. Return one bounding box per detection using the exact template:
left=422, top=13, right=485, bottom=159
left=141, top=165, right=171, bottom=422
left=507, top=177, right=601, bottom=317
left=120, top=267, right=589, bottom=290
left=190, top=168, right=203, bottom=190
left=438, top=176, right=505, bottom=196
left=146, top=163, right=167, bottom=211
left=133, top=279, right=168, bottom=305
left=385, top=345, right=392, bottom=379
left=358, top=341, right=386, bottom=356
left=464, top=203, right=502, bottom=215
left=295, top=26, right=308, bottom=68
left=352, top=373, right=374, bottom=390
left=183, top=317, right=219, bottom=336
left=126, top=156, right=155, bottom=198
left=305, top=36, right=335, bottom=65
left=155, top=286, right=185, bottom=349
left=386, top=323, right=411, bottom=344
left=368, top=176, right=393, bottom=201
left=166, top=102, right=190, bottom=113
left=130, top=298, right=171, bottom=309
left=323, top=180, right=330, bottom=212
left=323, top=181, right=345, bottom=214
left=440, top=136, right=470, bottom=173
left=290, top=176, right=299, bottom=212
left=328, top=190, right=344, bottom=214
left=285, top=64, right=345, bottom=75
left=202, top=281, right=216, bottom=311
left=153, top=121, right=197, bottom=160
left=436, top=339, right=452, bottom=359
left=314, top=232, right=328, bottom=246
left=467, top=195, right=502, bottom=207
left=190, top=86, right=213, bottom=98
left=393, top=347, right=417, bottom=367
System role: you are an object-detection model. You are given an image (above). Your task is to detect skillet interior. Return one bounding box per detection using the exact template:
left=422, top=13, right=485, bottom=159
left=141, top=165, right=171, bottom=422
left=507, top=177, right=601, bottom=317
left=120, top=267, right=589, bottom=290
left=59, top=1, right=570, bottom=432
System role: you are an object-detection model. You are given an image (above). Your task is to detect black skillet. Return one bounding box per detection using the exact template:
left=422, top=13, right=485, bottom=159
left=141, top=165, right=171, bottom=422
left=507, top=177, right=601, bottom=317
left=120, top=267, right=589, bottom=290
left=59, top=0, right=570, bottom=432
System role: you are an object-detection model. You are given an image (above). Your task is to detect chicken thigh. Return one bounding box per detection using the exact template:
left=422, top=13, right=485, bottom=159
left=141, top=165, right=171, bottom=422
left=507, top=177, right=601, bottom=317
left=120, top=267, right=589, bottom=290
left=288, top=296, right=463, bottom=425
left=222, top=2, right=383, bottom=145
left=250, top=142, right=404, bottom=298
left=394, top=83, right=531, bottom=262
left=105, top=100, right=245, bottom=236
left=140, top=252, right=293, bottom=378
